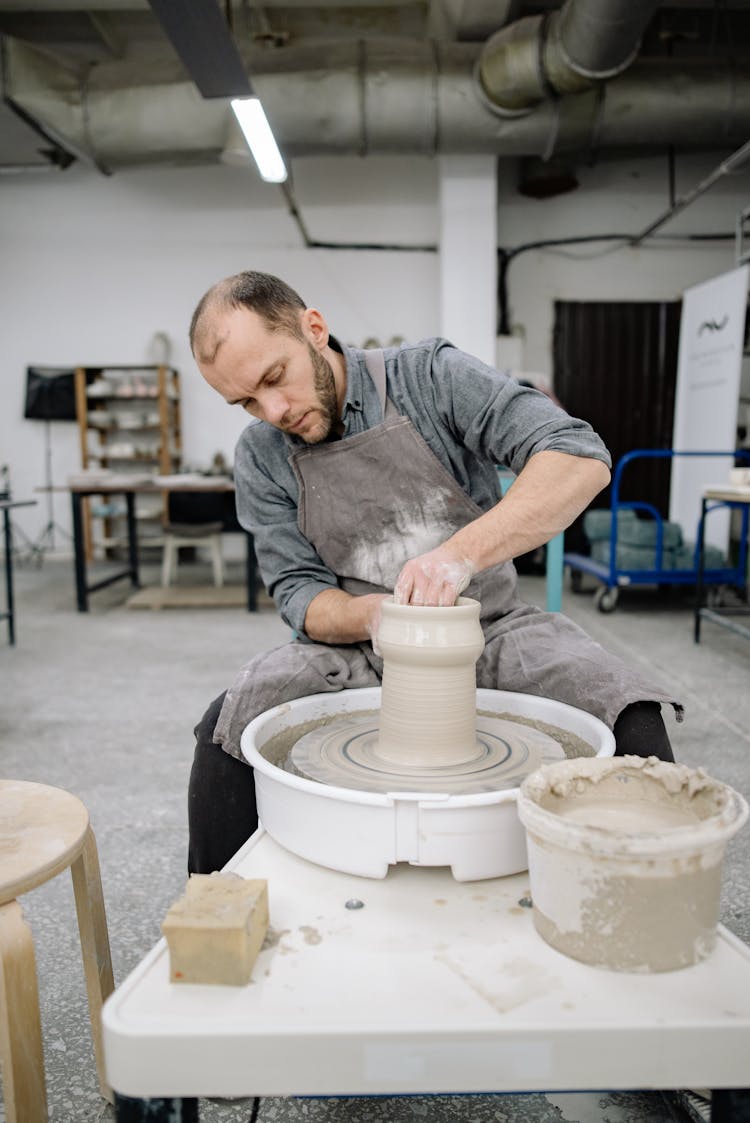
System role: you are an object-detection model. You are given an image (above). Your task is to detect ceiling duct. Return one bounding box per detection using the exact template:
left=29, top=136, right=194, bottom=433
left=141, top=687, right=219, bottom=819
left=2, top=33, right=750, bottom=168
left=478, top=0, right=661, bottom=115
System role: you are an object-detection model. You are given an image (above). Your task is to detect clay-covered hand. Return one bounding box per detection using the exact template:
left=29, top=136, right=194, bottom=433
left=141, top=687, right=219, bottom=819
left=393, top=548, right=475, bottom=607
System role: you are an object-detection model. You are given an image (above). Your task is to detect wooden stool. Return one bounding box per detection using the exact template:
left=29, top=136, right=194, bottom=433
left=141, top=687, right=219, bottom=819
left=0, top=780, right=115, bottom=1122
left=161, top=521, right=224, bottom=588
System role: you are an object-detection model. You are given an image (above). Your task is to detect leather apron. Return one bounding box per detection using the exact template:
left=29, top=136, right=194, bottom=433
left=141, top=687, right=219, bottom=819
left=213, top=350, right=680, bottom=759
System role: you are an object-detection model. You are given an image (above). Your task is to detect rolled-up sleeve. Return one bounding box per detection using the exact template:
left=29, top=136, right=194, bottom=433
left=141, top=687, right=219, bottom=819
left=234, top=424, right=337, bottom=635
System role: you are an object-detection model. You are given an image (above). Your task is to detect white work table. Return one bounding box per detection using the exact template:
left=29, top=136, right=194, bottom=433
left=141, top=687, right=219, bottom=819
left=103, top=829, right=750, bottom=1118
left=694, top=483, right=750, bottom=643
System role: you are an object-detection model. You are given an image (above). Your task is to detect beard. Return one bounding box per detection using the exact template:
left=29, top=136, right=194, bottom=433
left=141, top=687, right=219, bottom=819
left=302, top=344, right=339, bottom=444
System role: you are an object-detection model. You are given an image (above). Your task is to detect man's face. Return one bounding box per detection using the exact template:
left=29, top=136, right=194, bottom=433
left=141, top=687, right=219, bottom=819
left=198, top=306, right=341, bottom=444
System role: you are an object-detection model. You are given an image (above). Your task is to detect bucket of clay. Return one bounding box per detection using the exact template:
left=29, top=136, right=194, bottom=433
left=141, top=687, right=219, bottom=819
left=517, top=756, right=748, bottom=973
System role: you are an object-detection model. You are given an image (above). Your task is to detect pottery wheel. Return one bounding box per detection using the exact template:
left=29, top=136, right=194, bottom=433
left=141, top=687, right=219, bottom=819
left=286, top=713, right=566, bottom=795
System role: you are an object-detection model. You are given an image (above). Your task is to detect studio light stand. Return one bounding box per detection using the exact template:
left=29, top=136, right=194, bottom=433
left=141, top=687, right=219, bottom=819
left=23, top=366, right=77, bottom=565
left=33, top=416, right=72, bottom=557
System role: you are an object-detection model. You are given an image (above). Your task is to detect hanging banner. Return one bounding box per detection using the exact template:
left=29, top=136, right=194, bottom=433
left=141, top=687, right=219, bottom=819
left=669, top=264, right=749, bottom=551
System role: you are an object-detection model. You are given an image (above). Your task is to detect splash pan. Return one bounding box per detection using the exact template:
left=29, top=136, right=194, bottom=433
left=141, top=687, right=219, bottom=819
left=240, top=688, right=615, bottom=881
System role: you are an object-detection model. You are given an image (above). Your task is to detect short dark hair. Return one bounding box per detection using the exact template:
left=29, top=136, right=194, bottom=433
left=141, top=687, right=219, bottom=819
left=190, top=271, right=307, bottom=359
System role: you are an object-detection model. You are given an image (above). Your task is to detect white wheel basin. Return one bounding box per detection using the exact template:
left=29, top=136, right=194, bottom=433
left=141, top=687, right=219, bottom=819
left=240, top=688, right=615, bottom=881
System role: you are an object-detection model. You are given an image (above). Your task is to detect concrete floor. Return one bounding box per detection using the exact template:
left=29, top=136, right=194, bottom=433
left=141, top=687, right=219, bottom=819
left=2, top=553, right=749, bottom=1123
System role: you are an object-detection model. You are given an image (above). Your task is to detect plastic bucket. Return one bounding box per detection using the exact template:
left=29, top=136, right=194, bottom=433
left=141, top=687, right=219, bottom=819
left=517, top=755, right=748, bottom=973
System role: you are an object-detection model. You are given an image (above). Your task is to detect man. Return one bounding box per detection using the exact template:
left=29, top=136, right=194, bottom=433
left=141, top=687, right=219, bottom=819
left=188, top=270, right=680, bottom=873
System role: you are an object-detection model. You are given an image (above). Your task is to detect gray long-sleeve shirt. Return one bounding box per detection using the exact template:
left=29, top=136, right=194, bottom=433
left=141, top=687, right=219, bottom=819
left=234, top=337, right=611, bottom=634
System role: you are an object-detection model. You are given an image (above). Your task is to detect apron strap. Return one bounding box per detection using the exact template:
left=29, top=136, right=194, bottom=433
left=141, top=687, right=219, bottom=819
left=362, top=349, right=389, bottom=419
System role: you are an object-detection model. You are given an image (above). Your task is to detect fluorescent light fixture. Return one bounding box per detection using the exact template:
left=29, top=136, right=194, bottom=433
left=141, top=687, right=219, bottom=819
left=230, top=97, right=287, bottom=183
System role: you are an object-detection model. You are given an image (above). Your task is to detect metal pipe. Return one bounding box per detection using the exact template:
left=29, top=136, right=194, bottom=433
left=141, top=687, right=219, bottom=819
left=4, top=35, right=750, bottom=166
left=630, top=137, right=750, bottom=246
left=479, top=0, right=661, bottom=114
left=556, top=0, right=660, bottom=79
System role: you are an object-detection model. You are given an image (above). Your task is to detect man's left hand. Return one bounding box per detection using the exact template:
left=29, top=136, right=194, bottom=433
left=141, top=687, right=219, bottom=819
left=393, top=547, right=475, bottom=607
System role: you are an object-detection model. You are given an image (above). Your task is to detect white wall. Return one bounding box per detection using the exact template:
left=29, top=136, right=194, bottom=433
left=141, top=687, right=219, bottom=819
left=1, top=148, right=747, bottom=545
left=0, top=157, right=439, bottom=544
left=498, top=152, right=749, bottom=377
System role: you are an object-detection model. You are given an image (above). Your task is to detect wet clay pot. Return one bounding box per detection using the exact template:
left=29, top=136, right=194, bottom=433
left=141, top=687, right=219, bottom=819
left=376, top=596, right=485, bottom=768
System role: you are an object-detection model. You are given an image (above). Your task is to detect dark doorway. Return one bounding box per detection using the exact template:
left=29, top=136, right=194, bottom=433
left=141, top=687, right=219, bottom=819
left=553, top=299, right=682, bottom=552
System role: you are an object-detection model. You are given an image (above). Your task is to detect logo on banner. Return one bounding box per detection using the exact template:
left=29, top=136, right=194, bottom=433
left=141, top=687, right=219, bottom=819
left=698, top=315, right=729, bottom=335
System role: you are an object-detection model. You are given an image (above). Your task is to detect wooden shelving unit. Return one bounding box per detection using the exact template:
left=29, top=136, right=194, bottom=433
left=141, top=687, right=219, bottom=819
left=74, top=365, right=181, bottom=559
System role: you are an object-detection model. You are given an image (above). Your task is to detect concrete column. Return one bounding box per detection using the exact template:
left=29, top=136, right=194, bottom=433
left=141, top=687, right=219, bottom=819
left=438, top=155, right=498, bottom=367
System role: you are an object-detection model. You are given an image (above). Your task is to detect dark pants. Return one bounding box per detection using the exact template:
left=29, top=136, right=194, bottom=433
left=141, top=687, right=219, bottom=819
left=187, top=693, right=674, bottom=875
left=187, top=693, right=258, bottom=874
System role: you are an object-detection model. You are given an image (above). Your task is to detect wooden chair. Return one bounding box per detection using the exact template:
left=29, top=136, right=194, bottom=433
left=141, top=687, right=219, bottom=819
left=0, top=780, right=115, bottom=1122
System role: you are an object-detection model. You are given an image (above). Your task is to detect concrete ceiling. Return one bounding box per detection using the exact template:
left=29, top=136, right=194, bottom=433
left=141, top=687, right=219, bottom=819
left=1, top=0, right=749, bottom=175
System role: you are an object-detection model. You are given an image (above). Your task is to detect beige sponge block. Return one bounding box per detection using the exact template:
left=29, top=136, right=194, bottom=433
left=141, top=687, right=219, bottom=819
left=162, top=873, right=269, bottom=985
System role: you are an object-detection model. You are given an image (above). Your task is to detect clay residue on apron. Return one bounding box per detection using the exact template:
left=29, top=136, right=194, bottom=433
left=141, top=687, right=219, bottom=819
left=346, top=490, right=460, bottom=589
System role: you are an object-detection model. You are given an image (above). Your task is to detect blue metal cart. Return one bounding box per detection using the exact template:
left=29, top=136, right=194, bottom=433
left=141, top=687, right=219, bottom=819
left=563, top=449, right=750, bottom=612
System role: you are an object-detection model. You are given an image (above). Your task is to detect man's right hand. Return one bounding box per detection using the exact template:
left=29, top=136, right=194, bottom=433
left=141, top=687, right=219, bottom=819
left=393, top=547, right=475, bottom=607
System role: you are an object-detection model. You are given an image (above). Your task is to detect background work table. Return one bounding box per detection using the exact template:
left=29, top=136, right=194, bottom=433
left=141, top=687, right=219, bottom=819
left=65, top=477, right=257, bottom=612
left=103, top=830, right=750, bottom=1121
